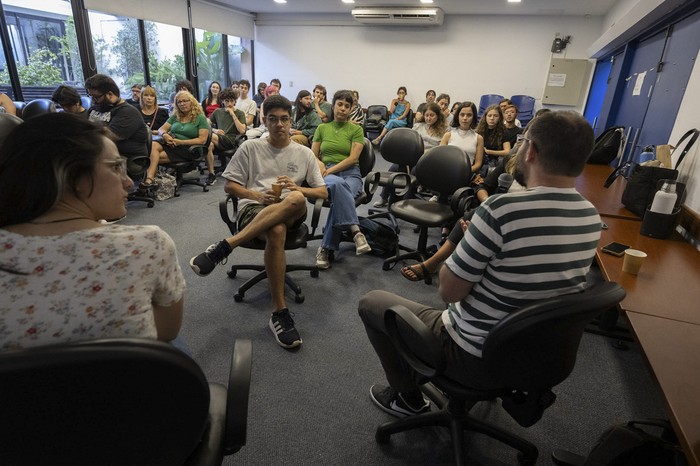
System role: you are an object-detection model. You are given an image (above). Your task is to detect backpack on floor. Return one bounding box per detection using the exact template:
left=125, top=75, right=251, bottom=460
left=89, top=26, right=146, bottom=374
left=356, top=217, right=399, bottom=258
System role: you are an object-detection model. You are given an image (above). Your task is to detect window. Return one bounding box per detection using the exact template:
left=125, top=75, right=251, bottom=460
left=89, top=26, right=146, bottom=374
left=144, top=20, right=186, bottom=104
left=194, top=29, right=223, bottom=99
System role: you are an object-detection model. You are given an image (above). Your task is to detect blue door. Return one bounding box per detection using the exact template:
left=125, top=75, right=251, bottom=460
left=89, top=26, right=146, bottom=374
left=584, top=58, right=613, bottom=133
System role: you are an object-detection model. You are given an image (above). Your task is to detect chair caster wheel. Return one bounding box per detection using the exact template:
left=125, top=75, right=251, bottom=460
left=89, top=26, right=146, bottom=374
left=310, top=269, right=319, bottom=278
left=203, top=186, right=209, bottom=192
left=227, top=270, right=238, bottom=278
left=147, top=201, right=154, bottom=208
left=234, top=293, right=244, bottom=302
left=382, top=262, right=391, bottom=271
left=375, top=431, right=390, bottom=444
left=295, top=294, right=305, bottom=304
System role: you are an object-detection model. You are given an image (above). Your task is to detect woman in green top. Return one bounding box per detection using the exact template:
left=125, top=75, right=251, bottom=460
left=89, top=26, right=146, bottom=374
left=144, top=90, right=212, bottom=187
left=311, top=90, right=372, bottom=270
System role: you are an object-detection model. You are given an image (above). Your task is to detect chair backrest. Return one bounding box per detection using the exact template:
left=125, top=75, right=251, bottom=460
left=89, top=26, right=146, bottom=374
left=482, top=282, right=626, bottom=390
left=0, top=113, right=22, bottom=147
left=510, top=95, right=535, bottom=124
left=414, top=145, right=472, bottom=195
left=0, top=338, right=212, bottom=466
left=81, top=95, right=92, bottom=109
left=405, top=108, right=414, bottom=128
left=379, top=127, right=424, bottom=167
left=358, top=137, right=375, bottom=177
left=21, top=98, right=57, bottom=120
left=478, top=94, right=504, bottom=118
left=366, top=104, right=388, bottom=120
left=12, top=101, right=25, bottom=119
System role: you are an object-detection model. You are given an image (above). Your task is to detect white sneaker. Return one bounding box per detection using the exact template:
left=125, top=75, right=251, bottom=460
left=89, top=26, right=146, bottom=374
left=316, top=247, right=330, bottom=269
left=373, top=198, right=388, bottom=208
left=428, top=195, right=438, bottom=202
left=354, top=232, right=372, bottom=255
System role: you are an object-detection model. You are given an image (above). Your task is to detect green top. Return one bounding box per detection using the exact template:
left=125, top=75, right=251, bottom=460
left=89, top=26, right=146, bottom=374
left=313, top=121, right=364, bottom=166
left=167, top=114, right=209, bottom=140
left=210, top=107, right=246, bottom=137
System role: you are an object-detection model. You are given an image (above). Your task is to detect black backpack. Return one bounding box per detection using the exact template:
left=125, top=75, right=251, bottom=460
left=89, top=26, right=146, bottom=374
left=588, top=126, right=625, bottom=165
left=355, top=217, right=399, bottom=258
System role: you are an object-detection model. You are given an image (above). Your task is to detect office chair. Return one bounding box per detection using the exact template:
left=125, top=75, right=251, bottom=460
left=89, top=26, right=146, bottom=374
left=0, top=337, right=252, bottom=466
left=405, top=108, right=414, bottom=128
left=127, top=124, right=157, bottom=207
left=381, top=145, right=473, bottom=278
left=212, top=134, right=247, bottom=174
left=81, top=95, right=92, bottom=109
left=366, top=127, right=424, bottom=232
left=20, top=98, right=56, bottom=120
left=477, top=94, right=504, bottom=119
left=364, top=104, right=388, bottom=138
left=0, top=113, right=22, bottom=144
left=161, top=128, right=213, bottom=196
left=377, top=282, right=627, bottom=466
left=12, top=101, right=25, bottom=119
left=219, top=194, right=319, bottom=303
left=510, top=95, right=536, bottom=126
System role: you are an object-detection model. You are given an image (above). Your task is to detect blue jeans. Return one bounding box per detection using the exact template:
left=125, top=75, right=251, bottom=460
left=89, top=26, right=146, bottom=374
left=322, top=164, right=362, bottom=250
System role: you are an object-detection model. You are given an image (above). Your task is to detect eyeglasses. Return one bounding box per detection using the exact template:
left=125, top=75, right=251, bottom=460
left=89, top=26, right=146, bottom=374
left=103, top=158, right=128, bottom=178
left=88, top=92, right=105, bottom=101
left=176, top=100, right=190, bottom=105
left=266, top=115, right=291, bottom=125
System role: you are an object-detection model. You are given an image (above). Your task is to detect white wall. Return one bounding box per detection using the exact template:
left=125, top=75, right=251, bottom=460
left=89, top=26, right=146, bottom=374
left=253, top=14, right=603, bottom=112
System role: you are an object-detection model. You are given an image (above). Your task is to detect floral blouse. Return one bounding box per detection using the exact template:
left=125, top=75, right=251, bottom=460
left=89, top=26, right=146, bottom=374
left=0, top=225, right=186, bottom=352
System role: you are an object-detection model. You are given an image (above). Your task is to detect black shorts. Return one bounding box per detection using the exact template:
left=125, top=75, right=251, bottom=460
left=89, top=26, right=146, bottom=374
left=163, top=145, right=197, bottom=162
left=216, top=134, right=238, bottom=151
left=237, top=203, right=307, bottom=233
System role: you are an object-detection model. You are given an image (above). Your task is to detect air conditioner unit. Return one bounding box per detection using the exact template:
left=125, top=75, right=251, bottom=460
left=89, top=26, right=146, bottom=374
left=351, top=7, right=444, bottom=26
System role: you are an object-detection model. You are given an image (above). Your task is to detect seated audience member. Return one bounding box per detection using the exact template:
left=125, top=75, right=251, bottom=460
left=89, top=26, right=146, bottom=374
left=270, top=78, right=282, bottom=95
left=139, top=85, right=169, bottom=133
left=371, top=86, right=411, bottom=146
left=373, top=101, right=448, bottom=208
left=168, top=80, right=196, bottom=110
left=499, top=98, right=522, bottom=127
left=359, top=111, right=600, bottom=417
left=237, top=79, right=258, bottom=128
left=414, top=89, right=436, bottom=123
left=125, top=83, right=142, bottom=107
left=312, top=84, right=332, bottom=123
left=0, top=113, right=185, bottom=352
left=291, top=90, right=321, bottom=147
left=503, top=104, right=523, bottom=148
left=350, top=90, right=365, bottom=126
left=436, top=93, right=452, bottom=126
left=230, top=80, right=239, bottom=95
left=440, top=101, right=484, bottom=175
left=253, top=82, right=267, bottom=108
left=476, top=104, right=511, bottom=176
left=0, top=92, right=17, bottom=115
left=51, top=85, right=88, bottom=118
left=312, top=89, right=373, bottom=269
left=145, top=90, right=213, bottom=187
left=85, top=74, right=149, bottom=161
left=201, top=81, right=221, bottom=118
left=246, top=84, right=280, bottom=139
left=189, top=95, right=327, bottom=349
left=208, top=88, right=247, bottom=165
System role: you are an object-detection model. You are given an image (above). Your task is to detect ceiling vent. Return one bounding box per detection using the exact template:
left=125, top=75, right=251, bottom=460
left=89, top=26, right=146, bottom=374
left=351, top=7, right=444, bottom=26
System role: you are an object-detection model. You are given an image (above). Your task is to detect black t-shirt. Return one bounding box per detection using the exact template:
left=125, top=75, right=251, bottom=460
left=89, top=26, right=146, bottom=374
left=142, top=107, right=169, bottom=132
left=88, top=101, right=149, bottom=158
left=503, top=126, right=523, bottom=149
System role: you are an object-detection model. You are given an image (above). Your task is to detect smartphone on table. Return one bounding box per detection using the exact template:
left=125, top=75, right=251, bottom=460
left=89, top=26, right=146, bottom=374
left=601, top=242, right=630, bottom=257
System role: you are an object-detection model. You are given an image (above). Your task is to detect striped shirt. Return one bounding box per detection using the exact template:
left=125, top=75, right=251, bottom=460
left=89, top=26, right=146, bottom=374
left=442, top=187, right=601, bottom=358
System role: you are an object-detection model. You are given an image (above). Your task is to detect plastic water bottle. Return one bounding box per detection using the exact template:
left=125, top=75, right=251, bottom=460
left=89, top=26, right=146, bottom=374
left=649, top=180, right=677, bottom=215
left=639, top=145, right=655, bottom=164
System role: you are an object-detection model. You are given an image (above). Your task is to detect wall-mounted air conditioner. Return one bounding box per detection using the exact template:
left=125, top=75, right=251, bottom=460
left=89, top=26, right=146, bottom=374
left=351, top=7, right=444, bottom=26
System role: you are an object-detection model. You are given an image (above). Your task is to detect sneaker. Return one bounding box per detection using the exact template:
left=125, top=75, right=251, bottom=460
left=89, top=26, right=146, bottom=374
left=189, top=240, right=232, bottom=276
left=206, top=173, right=217, bottom=186
left=316, top=247, right=330, bottom=270
left=373, top=198, right=388, bottom=208
left=353, top=232, right=372, bottom=255
left=369, top=384, right=430, bottom=418
left=428, top=195, right=439, bottom=202
left=269, top=309, right=302, bottom=348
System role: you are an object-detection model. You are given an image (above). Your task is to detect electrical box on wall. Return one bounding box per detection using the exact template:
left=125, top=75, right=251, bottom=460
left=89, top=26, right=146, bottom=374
left=542, top=58, right=593, bottom=106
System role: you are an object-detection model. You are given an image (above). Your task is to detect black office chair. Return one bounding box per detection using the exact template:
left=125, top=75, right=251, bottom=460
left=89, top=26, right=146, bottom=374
left=377, top=282, right=627, bottom=466
left=12, top=101, right=25, bottom=119
left=381, top=145, right=473, bottom=277
left=364, top=104, right=388, bottom=138
left=161, top=128, right=213, bottom=196
left=405, top=108, right=415, bottom=128
left=0, top=113, right=22, bottom=145
left=367, top=127, right=424, bottom=231
left=219, top=195, right=319, bottom=303
left=212, top=134, right=246, bottom=175
left=0, top=337, right=252, bottom=466
left=21, top=98, right=57, bottom=120
left=127, top=124, right=157, bottom=208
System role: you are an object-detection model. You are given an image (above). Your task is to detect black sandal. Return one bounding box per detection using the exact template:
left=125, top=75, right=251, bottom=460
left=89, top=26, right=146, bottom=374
left=400, top=263, right=431, bottom=282
left=139, top=177, right=159, bottom=190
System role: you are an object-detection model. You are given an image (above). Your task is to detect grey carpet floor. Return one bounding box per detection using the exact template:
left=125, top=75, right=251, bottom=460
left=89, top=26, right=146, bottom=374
left=122, top=157, right=666, bottom=465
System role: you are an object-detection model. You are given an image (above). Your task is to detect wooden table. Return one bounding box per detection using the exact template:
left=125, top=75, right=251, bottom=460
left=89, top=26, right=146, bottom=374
left=625, top=312, right=700, bottom=466
left=597, top=216, right=700, bottom=324
left=576, top=164, right=640, bottom=220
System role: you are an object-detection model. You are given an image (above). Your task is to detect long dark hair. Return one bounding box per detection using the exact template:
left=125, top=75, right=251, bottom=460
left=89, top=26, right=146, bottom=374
left=451, top=101, right=478, bottom=129
left=294, top=90, right=312, bottom=122
left=476, top=104, right=505, bottom=149
left=204, top=81, right=221, bottom=106
left=0, top=113, right=112, bottom=227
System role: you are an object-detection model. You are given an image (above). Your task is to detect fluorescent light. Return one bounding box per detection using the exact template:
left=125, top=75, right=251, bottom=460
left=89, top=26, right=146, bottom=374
left=342, top=0, right=355, bottom=3
left=508, top=0, right=521, bottom=3
left=274, top=0, right=286, bottom=3
left=420, top=0, right=434, bottom=3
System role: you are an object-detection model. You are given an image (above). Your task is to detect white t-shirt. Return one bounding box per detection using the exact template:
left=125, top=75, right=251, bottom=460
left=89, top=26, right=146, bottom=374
left=237, top=97, right=258, bottom=128
left=0, top=225, right=185, bottom=351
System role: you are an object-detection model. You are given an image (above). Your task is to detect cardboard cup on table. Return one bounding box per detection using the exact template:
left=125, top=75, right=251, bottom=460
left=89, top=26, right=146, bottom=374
left=622, top=249, right=647, bottom=275
left=271, top=182, right=283, bottom=197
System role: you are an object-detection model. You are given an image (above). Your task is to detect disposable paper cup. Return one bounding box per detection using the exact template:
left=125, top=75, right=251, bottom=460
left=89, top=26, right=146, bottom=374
left=271, top=183, right=283, bottom=196
left=622, top=249, right=647, bottom=275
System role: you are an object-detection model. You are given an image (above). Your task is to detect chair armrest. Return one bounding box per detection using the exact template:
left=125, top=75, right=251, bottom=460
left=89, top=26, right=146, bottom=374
left=450, top=186, right=476, bottom=216
left=219, top=195, right=239, bottom=235
left=223, top=338, right=253, bottom=455
left=387, top=172, right=414, bottom=200
left=364, top=171, right=380, bottom=201
left=383, top=305, right=446, bottom=378
left=309, top=197, right=325, bottom=236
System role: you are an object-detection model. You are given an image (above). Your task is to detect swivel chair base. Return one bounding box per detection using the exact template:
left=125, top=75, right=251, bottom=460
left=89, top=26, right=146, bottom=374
left=227, top=264, right=319, bottom=303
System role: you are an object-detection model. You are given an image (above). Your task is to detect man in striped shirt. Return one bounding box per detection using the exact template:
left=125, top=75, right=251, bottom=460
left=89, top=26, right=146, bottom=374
left=360, top=111, right=601, bottom=418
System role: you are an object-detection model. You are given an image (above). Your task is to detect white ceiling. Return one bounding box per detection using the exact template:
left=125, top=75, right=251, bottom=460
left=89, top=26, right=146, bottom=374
left=208, top=0, right=621, bottom=17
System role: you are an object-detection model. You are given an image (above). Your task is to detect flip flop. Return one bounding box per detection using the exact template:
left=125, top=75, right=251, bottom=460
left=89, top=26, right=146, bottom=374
left=400, top=263, right=430, bottom=282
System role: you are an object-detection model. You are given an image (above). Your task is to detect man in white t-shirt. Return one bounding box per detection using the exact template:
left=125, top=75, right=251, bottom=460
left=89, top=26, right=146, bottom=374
left=237, top=79, right=258, bottom=128
left=190, top=95, right=327, bottom=349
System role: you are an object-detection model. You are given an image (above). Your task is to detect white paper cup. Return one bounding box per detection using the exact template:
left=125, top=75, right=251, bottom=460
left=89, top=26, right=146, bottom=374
left=622, top=249, right=647, bottom=275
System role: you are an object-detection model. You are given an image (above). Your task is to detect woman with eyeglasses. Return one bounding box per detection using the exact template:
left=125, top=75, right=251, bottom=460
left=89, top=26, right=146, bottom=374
left=144, top=90, right=213, bottom=188
left=0, top=113, right=185, bottom=352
